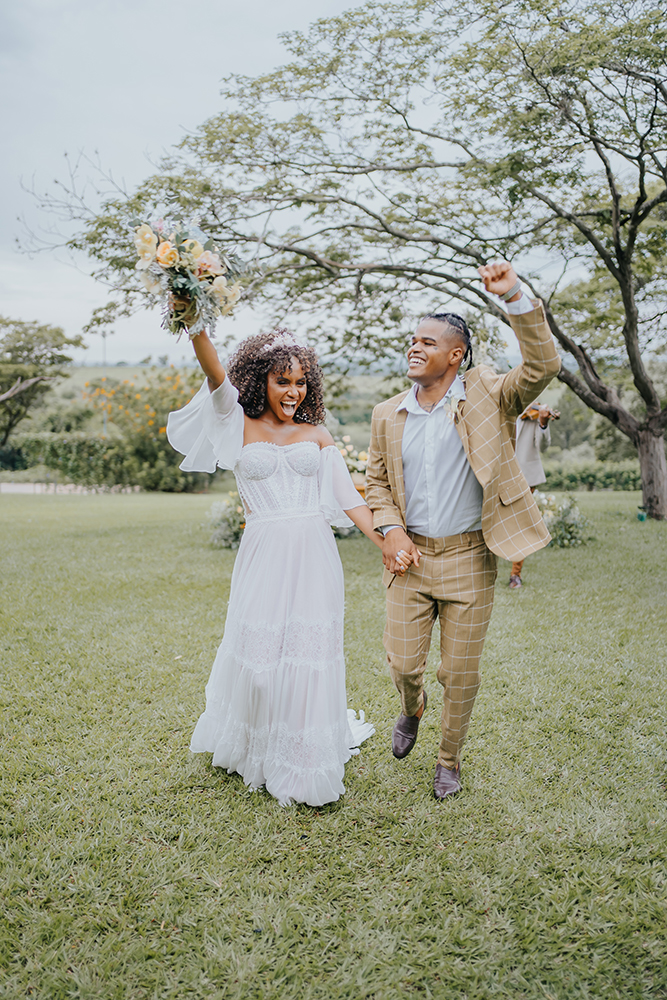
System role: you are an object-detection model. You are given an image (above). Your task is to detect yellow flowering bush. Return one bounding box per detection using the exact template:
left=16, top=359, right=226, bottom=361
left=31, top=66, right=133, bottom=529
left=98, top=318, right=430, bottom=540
left=80, top=367, right=208, bottom=491
left=20, top=367, right=211, bottom=491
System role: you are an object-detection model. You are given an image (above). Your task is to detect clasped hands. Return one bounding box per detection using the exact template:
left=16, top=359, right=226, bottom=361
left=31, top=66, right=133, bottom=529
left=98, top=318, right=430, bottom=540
left=381, top=527, right=422, bottom=576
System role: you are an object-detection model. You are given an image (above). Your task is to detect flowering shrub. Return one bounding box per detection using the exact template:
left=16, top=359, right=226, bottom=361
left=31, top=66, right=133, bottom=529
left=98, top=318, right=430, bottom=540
left=207, top=493, right=246, bottom=549
left=20, top=368, right=211, bottom=492
left=533, top=491, right=590, bottom=548
left=333, top=435, right=368, bottom=475
left=84, top=367, right=199, bottom=437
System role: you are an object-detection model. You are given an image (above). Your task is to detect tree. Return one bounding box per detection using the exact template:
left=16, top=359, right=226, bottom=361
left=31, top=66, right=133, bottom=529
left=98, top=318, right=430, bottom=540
left=51, top=0, right=667, bottom=516
left=0, top=319, right=84, bottom=447
left=550, top=389, right=594, bottom=452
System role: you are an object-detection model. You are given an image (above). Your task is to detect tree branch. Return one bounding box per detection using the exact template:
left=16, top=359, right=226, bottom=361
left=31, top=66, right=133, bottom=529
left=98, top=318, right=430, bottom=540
left=0, top=376, right=55, bottom=404
left=556, top=368, right=639, bottom=441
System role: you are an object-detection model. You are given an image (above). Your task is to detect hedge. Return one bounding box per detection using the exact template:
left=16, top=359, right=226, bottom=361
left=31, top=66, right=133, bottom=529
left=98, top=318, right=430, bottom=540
left=18, top=432, right=210, bottom=493
left=544, top=460, right=641, bottom=492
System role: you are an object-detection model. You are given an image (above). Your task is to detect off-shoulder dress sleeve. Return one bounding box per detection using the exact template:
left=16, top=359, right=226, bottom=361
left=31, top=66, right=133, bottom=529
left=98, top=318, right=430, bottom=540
left=166, top=377, right=244, bottom=472
left=318, top=445, right=367, bottom=528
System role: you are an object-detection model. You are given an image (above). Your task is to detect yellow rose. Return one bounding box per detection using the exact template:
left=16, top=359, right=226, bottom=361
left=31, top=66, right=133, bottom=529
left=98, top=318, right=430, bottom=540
left=156, top=241, right=179, bottom=268
left=182, top=238, right=204, bottom=259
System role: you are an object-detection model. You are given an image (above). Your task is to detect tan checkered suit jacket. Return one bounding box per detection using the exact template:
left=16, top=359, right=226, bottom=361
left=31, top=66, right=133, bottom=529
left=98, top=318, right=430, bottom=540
left=366, top=300, right=561, bottom=565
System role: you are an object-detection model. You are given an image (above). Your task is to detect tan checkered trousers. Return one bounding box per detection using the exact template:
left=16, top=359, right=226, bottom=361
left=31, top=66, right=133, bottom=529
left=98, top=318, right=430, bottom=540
left=365, top=301, right=561, bottom=769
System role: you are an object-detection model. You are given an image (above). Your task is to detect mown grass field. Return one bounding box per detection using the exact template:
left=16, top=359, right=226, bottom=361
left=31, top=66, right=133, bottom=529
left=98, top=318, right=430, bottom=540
left=1, top=491, right=666, bottom=999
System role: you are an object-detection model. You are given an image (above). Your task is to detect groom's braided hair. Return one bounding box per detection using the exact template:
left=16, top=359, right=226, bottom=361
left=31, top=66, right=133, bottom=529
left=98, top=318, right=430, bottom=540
left=227, top=330, right=326, bottom=423
left=423, top=312, right=474, bottom=371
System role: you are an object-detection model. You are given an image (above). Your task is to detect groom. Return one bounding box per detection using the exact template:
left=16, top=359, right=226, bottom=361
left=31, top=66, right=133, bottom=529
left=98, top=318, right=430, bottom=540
left=365, top=260, right=561, bottom=799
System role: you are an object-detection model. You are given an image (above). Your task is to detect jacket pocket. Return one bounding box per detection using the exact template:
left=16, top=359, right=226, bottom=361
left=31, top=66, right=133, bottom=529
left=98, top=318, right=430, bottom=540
left=498, top=480, right=530, bottom=506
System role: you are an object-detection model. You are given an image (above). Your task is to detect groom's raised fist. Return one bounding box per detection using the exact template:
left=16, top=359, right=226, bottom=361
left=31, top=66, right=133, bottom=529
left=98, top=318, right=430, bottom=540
left=477, top=260, right=521, bottom=301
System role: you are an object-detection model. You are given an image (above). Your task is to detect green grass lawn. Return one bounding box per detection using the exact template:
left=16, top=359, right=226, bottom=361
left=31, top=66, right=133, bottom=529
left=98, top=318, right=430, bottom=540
left=1, top=491, right=666, bottom=999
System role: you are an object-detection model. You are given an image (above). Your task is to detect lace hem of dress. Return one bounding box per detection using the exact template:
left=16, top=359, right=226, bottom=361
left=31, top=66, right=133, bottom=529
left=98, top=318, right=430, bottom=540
left=223, top=615, right=343, bottom=669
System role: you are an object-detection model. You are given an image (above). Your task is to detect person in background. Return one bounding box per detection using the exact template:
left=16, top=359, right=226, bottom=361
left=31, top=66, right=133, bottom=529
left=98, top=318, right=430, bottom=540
left=509, top=403, right=553, bottom=589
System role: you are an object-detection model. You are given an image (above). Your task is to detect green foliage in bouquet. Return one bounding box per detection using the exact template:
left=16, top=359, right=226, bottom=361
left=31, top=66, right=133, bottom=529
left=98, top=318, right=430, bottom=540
left=207, top=493, right=246, bottom=549
left=534, top=491, right=590, bottom=548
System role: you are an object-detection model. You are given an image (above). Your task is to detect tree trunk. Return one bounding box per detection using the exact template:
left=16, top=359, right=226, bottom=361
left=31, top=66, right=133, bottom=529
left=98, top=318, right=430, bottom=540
left=637, top=429, right=667, bottom=520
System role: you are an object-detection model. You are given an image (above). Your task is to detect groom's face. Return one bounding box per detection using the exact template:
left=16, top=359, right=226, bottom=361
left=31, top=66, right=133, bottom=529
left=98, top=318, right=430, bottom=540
left=407, top=320, right=461, bottom=384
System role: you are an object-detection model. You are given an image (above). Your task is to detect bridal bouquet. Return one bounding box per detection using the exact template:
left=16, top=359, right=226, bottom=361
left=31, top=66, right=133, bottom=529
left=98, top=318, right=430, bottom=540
left=133, top=219, right=245, bottom=339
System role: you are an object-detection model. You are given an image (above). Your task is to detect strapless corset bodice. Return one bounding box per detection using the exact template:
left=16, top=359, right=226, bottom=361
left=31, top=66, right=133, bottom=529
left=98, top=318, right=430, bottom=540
left=235, top=441, right=322, bottom=520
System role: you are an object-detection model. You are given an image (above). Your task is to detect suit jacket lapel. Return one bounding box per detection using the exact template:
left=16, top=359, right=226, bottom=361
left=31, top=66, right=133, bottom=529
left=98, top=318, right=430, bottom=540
left=454, top=396, right=472, bottom=462
left=389, top=405, right=408, bottom=518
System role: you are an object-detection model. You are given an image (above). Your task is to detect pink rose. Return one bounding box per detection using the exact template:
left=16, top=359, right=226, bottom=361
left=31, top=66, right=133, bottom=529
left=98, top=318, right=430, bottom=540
left=197, top=251, right=224, bottom=275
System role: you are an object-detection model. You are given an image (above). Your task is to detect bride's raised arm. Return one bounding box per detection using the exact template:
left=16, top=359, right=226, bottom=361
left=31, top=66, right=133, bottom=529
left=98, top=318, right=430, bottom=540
left=190, top=330, right=226, bottom=392
left=166, top=330, right=243, bottom=473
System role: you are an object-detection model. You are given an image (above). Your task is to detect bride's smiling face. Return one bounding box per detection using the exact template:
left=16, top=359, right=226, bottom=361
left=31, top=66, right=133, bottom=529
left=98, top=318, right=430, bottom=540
left=265, top=358, right=308, bottom=421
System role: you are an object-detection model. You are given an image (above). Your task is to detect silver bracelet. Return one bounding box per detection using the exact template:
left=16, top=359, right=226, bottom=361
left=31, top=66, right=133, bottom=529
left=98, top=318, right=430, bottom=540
left=500, top=280, right=522, bottom=302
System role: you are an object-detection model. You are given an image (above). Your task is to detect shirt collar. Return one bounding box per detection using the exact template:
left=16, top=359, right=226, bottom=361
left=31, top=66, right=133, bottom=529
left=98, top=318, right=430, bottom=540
left=397, top=374, right=467, bottom=414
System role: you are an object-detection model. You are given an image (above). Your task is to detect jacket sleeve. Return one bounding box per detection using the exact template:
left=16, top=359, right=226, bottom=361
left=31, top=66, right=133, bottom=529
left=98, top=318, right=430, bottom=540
left=364, top=408, right=405, bottom=531
left=498, top=301, right=561, bottom=419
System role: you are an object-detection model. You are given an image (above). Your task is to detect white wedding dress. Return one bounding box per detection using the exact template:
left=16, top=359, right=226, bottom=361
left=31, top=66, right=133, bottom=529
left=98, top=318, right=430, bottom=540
left=166, top=378, right=375, bottom=806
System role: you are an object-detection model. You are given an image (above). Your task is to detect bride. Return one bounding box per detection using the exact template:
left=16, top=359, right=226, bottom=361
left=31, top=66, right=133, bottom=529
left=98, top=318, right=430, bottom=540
left=167, top=327, right=411, bottom=807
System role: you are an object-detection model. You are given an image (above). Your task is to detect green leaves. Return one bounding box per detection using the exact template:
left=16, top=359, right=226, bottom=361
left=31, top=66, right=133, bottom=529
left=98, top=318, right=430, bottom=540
left=0, top=318, right=84, bottom=447
left=40, top=0, right=667, bottom=482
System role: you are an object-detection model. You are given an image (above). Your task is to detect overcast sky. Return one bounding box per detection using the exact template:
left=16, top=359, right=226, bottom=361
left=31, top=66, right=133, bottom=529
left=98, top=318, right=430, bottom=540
left=0, top=0, right=366, bottom=365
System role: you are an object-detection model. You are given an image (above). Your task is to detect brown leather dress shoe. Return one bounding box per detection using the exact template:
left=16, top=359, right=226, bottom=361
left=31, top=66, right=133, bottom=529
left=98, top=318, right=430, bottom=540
left=434, top=762, right=462, bottom=799
left=391, top=691, right=427, bottom=759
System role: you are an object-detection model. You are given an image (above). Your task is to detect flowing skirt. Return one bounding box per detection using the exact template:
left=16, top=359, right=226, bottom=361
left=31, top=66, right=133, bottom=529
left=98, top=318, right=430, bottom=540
left=190, top=512, right=372, bottom=806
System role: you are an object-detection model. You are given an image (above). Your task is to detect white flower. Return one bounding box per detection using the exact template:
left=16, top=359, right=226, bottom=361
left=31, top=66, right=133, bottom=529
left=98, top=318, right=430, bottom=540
left=260, top=330, right=301, bottom=352
left=444, top=391, right=464, bottom=422
left=139, top=271, right=162, bottom=295
left=134, top=224, right=157, bottom=268
left=209, top=275, right=229, bottom=306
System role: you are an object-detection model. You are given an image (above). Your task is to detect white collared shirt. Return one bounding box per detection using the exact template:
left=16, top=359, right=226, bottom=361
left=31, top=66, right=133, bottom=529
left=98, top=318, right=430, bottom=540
left=381, top=290, right=534, bottom=540
left=396, top=375, right=483, bottom=538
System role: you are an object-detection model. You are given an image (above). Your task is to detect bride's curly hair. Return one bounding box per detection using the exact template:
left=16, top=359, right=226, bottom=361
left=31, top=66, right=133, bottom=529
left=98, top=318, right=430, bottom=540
left=226, top=330, right=326, bottom=424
